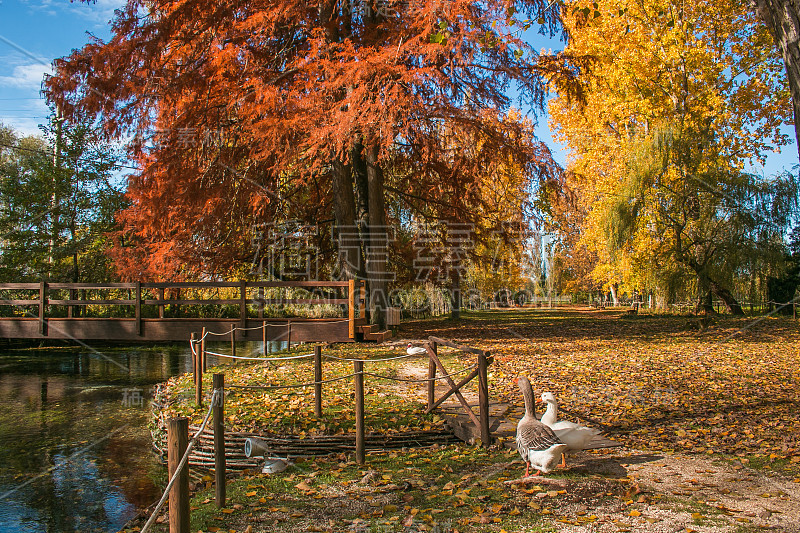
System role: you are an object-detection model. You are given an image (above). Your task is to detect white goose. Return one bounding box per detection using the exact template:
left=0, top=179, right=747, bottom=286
left=406, top=343, right=428, bottom=356
left=540, top=391, right=619, bottom=467
left=516, top=377, right=568, bottom=477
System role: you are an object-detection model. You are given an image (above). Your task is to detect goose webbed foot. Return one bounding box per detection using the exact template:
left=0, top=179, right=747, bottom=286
left=557, top=453, right=567, bottom=468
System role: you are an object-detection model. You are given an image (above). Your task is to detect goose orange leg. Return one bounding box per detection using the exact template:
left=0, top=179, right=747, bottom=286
left=557, top=453, right=567, bottom=468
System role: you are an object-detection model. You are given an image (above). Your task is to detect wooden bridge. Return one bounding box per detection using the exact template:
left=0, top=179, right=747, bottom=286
left=0, top=280, right=393, bottom=343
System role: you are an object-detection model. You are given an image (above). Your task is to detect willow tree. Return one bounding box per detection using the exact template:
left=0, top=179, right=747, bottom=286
left=608, top=129, right=796, bottom=314
left=549, top=0, right=797, bottom=313
left=46, top=0, right=578, bottom=325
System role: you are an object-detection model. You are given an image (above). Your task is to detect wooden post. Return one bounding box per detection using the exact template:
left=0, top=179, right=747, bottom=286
left=239, top=280, right=247, bottom=336
left=135, top=281, right=142, bottom=336
left=427, top=342, right=437, bottom=411
left=202, top=328, right=208, bottom=372
left=262, top=322, right=267, bottom=356
left=39, top=281, right=47, bottom=336
left=314, top=345, right=323, bottom=417
left=287, top=320, right=292, bottom=347
left=167, top=417, right=190, bottom=533
left=197, top=328, right=205, bottom=407
left=230, top=326, right=236, bottom=362
left=213, top=373, right=226, bottom=508
left=190, top=332, right=197, bottom=376
left=159, top=287, right=165, bottom=318
left=477, top=353, right=491, bottom=447
left=258, top=286, right=264, bottom=319
left=348, top=279, right=356, bottom=339
left=359, top=282, right=366, bottom=318
left=68, top=288, right=76, bottom=318
left=354, top=360, right=365, bottom=464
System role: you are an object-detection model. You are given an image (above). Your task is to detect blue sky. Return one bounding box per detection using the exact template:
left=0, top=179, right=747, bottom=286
left=0, top=0, right=797, bottom=176
left=0, top=1, right=124, bottom=134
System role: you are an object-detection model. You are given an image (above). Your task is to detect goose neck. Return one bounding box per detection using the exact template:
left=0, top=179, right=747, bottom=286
left=541, top=400, right=558, bottom=425
left=520, top=379, right=536, bottom=418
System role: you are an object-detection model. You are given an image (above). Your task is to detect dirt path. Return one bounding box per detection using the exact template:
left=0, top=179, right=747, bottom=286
left=533, top=449, right=800, bottom=532
left=395, top=357, right=480, bottom=406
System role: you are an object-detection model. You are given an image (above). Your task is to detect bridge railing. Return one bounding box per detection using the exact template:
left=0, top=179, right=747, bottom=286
left=0, top=280, right=366, bottom=339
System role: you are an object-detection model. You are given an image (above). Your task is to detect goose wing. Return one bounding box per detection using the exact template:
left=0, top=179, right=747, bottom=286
left=516, top=418, right=563, bottom=460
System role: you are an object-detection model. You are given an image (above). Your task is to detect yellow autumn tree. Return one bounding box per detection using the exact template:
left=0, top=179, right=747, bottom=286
left=399, top=110, right=552, bottom=313
left=464, top=111, right=550, bottom=308
left=549, top=0, right=797, bottom=312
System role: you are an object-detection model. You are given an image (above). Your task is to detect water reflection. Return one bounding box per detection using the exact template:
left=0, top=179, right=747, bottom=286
left=0, top=345, right=192, bottom=533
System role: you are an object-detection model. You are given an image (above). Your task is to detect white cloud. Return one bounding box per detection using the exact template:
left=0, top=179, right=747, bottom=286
left=0, top=63, right=53, bottom=90
left=0, top=117, right=47, bottom=138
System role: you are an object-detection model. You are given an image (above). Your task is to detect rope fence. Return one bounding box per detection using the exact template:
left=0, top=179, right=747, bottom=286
left=225, top=372, right=361, bottom=390
left=159, top=331, right=492, bottom=532
left=202, top=350, right=315, bottom=362
left=363, top=365, right=479, bottom=383
left=765, top=299, right=799, bottom=319
left=197, top=317, right=352, bottom=339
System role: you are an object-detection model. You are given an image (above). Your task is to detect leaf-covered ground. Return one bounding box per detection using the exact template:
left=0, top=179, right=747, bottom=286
left=404, top=307, right=800, bottom=474
left=136, top=306, right=800, bottom=532
left=155, top=344, right=462, bottom=437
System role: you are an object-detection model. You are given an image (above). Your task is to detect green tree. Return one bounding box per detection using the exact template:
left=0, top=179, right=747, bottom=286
left=0, top=114, right=126, bottom=282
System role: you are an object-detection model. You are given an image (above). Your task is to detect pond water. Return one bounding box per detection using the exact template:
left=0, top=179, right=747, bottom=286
left=0, top=343, right=193, bottom=533
left=0, top=338, right=288, bottom=533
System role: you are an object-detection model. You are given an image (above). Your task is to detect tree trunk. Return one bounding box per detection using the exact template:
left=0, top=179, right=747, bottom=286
left=69, top=208, right=79, bottom=283
left=353, top=140, right=369, bottom=228
left=696, top=288, right=714, bottom=315
left=332, top=159, right=364, bottom=280
left=366, top=144, right=387, bottom=329
left=449, top=268, right=462, bottom=319
left=695, top=270, right=745, bottom=315
left=710, top=280, right=746, bottom=315
left=752, top=0, right=800, bottom=160
left=609, top=283, right=619, bottom=306
left=47, top=113, right=64, bottom=281
left=695, top=270, right=716, bottom=315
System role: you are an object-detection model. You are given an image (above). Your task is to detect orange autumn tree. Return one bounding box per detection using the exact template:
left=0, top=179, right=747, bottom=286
left=46, top=0, right=578, bottom=326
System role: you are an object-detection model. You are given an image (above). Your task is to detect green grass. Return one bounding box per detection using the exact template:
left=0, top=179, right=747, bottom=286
left=163, top=445, right=577, bottom=533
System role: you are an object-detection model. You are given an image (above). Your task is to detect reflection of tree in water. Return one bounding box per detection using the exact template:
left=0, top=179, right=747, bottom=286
left=51, top=450, right=136, bottom=532
left=97, top=428, right=163, bottom=510
left=1, top=428, right=159, bottom=532
left=0, top=347, right=185, bottom=532
left=14, top=447, right=135, bottom=533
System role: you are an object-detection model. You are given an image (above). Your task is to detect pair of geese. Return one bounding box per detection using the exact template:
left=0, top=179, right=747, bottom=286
left=516, top=376, right=618, bottom=477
